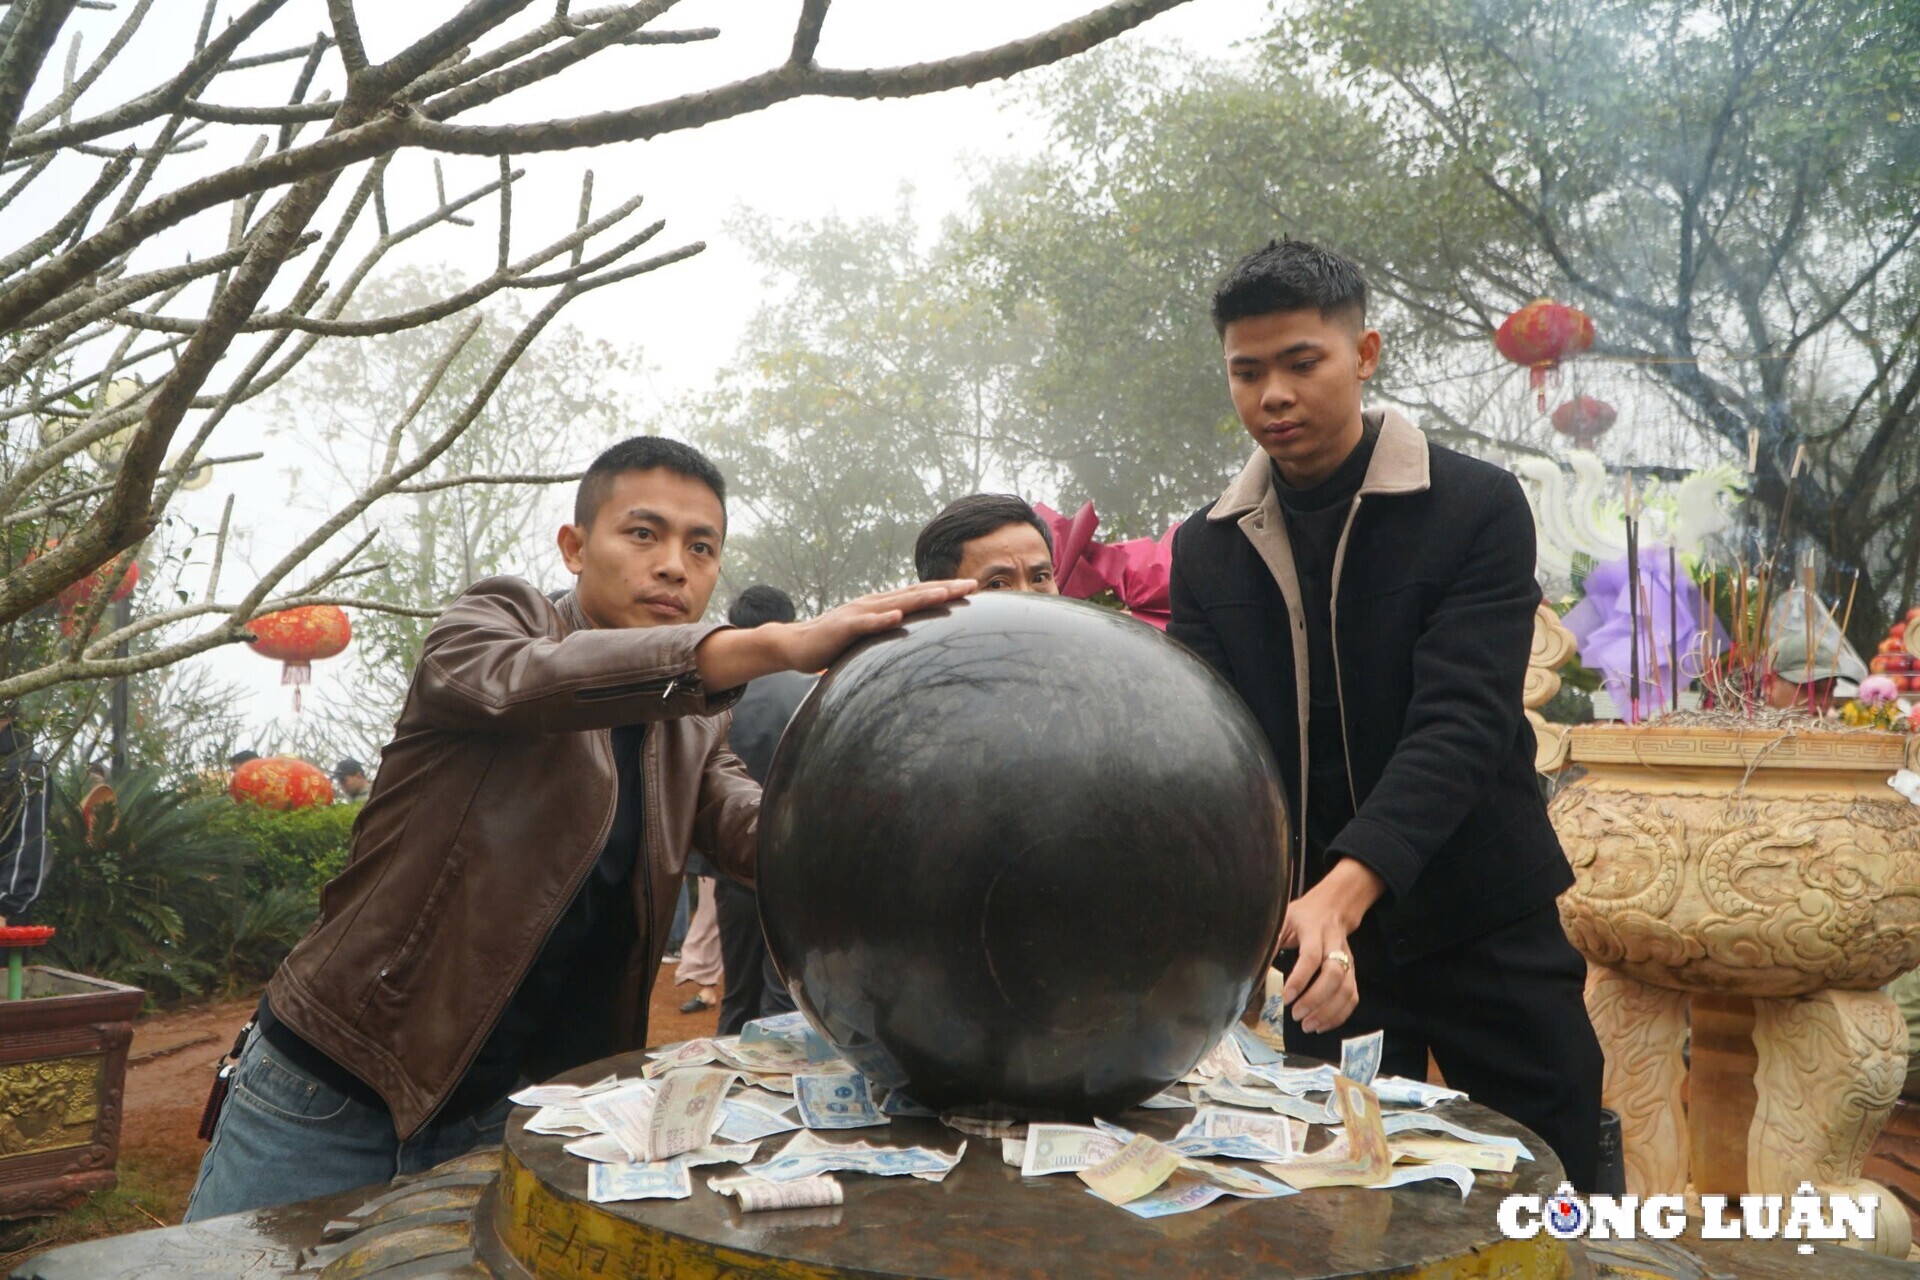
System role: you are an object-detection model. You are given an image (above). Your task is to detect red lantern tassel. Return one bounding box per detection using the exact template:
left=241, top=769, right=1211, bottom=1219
left=1531, top=366, right=1548, bottom=413
left=282, top=661, right=311, bottom=714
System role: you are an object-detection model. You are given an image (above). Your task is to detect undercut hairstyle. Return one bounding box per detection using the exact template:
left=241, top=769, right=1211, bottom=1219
left=914, top=494, right=1054, bottom=582
left=1210, top=238, right=1369, bottom=336
left=573, top=436, right=727, bottom=529
left=728, top=585, right=798, bottom=629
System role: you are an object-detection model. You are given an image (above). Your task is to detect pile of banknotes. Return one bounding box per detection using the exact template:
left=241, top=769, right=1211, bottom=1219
left=517, top=991, right=1533, bottom=1219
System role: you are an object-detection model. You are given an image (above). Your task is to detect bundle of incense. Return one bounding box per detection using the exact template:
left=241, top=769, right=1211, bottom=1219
left=1841, top=569, right=1861, bottom=643
left=1625, top=495, right=1641, bottom=723
left=1639, top=577, right=1665, bottom=713
left=1669, top=547, right=1680, bottom=713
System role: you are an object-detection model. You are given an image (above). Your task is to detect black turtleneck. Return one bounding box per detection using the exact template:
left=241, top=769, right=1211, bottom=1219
left=1272, top=419, right=1379, bottom=873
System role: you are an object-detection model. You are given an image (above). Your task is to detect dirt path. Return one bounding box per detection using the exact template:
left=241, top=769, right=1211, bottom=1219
left=1, top=964, right=723, bottom=1262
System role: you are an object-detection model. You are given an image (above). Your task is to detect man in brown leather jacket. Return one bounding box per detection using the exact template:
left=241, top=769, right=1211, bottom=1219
left=186, top=437, right=972, bottom=1219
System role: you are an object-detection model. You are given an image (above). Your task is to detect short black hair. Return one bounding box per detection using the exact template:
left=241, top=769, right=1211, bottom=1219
left=333, top=757, right=365, bottom=779
left=228, top=750, right=259, bottom=767
left=1210, top=238, right=1368, bottom=336
left=728, top=585, right=798, bottom=629
left=914, top=494, right=1053, bottom=582
left=574, top=436, right=727, bottom=528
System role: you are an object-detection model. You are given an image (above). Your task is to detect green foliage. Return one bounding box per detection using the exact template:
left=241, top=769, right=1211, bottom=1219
left=205, top=801, right=356, bottom=896
left=31, top=772, right=349, bottom=1004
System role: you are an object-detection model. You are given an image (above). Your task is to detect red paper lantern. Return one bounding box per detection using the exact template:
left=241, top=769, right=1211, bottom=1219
left=1550, top=396, right=1617, bottom=449
left=1496, top=299, right=1595, bottom=411
left=247, top=605, right=351, bottom=711
left=228, top=756, right=334, bottom=810
left=27, top=541, right=139, bottom=636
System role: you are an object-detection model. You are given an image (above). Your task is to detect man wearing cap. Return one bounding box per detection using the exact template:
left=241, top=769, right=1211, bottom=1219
left=332, top=759, right=372, bottom=803
left=1763, top=586, right=1867, bottom=714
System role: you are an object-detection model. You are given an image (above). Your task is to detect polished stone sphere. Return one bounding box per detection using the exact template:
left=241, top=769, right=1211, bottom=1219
left=758, top=593, right=1290, bottom=1119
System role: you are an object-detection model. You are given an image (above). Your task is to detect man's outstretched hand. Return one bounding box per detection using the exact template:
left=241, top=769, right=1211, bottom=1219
left=1278, top=857, right=1386, bottom=1035
left=696, top=580, right=977, bottom=690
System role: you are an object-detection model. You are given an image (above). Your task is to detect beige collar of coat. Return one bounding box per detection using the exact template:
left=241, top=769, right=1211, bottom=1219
left=1207, top=406, right=1431, bottom=522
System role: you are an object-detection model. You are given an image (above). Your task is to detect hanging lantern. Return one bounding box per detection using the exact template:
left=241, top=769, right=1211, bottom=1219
left=228, top=757, right=334, bottom=810
left=1550, top=396, right=1618, bottom=449
left=28, top=540, right=139, bottom=636
left=246, top=605, right=351, bottom=712
left=85, top=378, right=142, bottom=464
left=1496, top=300, right=1595, bottom=412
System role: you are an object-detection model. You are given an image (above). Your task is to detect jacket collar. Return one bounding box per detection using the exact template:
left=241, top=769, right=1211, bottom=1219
left=555, top=589, right=591, bottom=636
left=1207, top=407, right=1430, bottom=522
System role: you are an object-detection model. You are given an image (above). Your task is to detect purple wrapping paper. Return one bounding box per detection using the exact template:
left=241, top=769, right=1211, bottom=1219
left=1561, top=549, right=1723, bottom=722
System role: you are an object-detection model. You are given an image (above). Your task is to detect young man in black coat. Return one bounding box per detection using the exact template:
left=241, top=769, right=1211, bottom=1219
left=1169, top=240, right=1603, bottom=1188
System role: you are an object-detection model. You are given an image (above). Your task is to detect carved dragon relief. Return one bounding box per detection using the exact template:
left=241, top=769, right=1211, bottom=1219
left=1553, top=783, right=1920, bottom=995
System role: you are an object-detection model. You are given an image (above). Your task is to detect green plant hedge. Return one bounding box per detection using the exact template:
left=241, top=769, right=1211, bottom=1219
left=206, top=801, right=357, bottom=897
left=31, top=773, right=358, bottom=1005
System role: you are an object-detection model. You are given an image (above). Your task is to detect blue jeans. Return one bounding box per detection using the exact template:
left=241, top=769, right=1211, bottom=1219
left=184, top=1023, right=514, bottom=1221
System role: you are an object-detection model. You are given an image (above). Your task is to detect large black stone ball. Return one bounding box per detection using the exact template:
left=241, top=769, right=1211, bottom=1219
left=758, top=592, right=1290, bottom=1119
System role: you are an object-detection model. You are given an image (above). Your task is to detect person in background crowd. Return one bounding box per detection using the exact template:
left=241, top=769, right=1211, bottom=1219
left=675, top=867, right=723, bottom=1013
left=1762, top=587, right=1866, bottom=715
left=715, top=586, right=811, bottom=1034
left=914, top=494, right=1058, bottom=594
left=332, top=758, right=372, bottom=802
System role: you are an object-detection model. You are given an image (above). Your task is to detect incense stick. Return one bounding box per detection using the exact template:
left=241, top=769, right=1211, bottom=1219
left=1670, top=546, right=1680, bottom=713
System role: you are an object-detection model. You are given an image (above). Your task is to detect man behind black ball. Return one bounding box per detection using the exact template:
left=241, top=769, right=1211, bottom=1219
left=1168, top=239, right=1603, bottom=1188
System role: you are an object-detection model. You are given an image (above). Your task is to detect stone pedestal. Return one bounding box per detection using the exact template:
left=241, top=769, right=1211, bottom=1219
left=1552, top=724, right=1920, bottom=1257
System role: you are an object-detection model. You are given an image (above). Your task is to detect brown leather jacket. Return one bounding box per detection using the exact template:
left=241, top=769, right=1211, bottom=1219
left=266, top=576, right=758, bottom=1138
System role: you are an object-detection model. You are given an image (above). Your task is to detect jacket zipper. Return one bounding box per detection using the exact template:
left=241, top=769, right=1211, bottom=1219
left=1328, top=496, right=1364, bottom=814
left=574, top=673, right=690, bottom=702
left=412, top=725, right=621, bottom=1136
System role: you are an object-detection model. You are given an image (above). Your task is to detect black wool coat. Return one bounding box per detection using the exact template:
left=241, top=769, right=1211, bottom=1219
left=1169, top=409, right=1572, bottom=963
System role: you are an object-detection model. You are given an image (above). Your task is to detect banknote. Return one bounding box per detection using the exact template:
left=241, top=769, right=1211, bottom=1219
left=1254, top=966, right=1287, bottom=1050
left=1242, top=1062, right=1337, bottom=1095
left=709, top=1171, right=844, bottom=1212
left=1196, top=1080, right=1337, bottom=1125
left=1108, top=1169, right=1295, bottom=1218
left=1181, top=1030, right=1254, bottom=1085
left=646, top=1068, right=735, bottom=1161
left=732, top=1086, right=800, bottom=1115
left=1389, top=1135, right=1517, bottom=1173
left=1372, top=1076, right=1467, bottom=1108
left=1002, top=1138, right=1027, bottom=1166
left=1378, top=1111, right=1532, bottom=1159
left=1167, top=1131, right=1294, bottom=1162
left=715, top=1097, right=803, bottom=1144
left=581, top=1082, right=661, bottom=1161
left=793, top=1072, right=886, bottom=1130
left=510, top=1075, right=618, bottom=1107
left=643, top=1038, right=721, bottom=1078
left=1382, top=1161, right=1474, bottom=1198
left=1263, top=1077, right=1392, bottom=1191
left=1176, top=1158, right=1292, bottom=1197
left=1078, top=1134, right=1181, bottom=1206
left=587, top=1159, right=692, bottom=1203
left=1020, top=1124, right=1122, bottom=1176
left=1339, top=1030, right=1383, bottom=1088
left=942, top=1114, right=1025, bottom=1139
left=878, top=1089, right=939, bottom=1118
left=717, top=1036, right=827, bottom=1075
left=524, top=1103, right=605, bottom=1136
left=565, top=1133, right=637, bottom=1163
left=1229, top=1022, right=1282, bottom=1066
left=1181, top=1106, right=1302, bottom=1153
left=566, top=1135, right=760, bottom=1168
left=747, top=1141, right=960, bottom=1184
left=1136, top=1088, right=1196, bottom=1109
left=740, top=1013, right=839, bottom=1063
